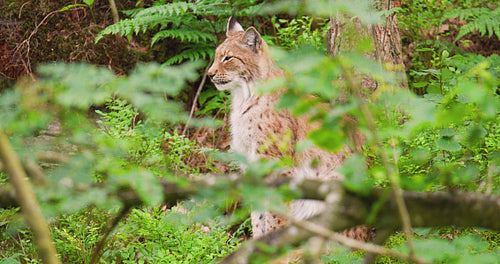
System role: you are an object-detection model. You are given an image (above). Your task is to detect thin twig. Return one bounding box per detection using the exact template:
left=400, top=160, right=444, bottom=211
left=35, top=151, right=69, bottom=164
left=0, top=127, right=61, bottom=264
left=182, top=61, right=213, bottom=135
left=292, top=219, right=427, bottom=264
left=13, top=10, right=61, bottom=76
left=88, top=205, right=132, bottom=264
left=340, top=63, right=417, bottom=259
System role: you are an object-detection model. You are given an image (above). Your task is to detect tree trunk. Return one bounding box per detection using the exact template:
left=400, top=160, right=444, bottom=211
left=327, top=0, right=407, bottom=89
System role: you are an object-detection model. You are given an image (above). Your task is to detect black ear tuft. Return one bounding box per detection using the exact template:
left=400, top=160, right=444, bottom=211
left=242, top=27, right=262, bottom=52
left=226, top=14, right=244, bottom=37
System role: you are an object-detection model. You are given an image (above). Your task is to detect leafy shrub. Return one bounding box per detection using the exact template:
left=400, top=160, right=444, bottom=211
left=52, top=209, right=111, bottom=263
left=398, top=0, right=499, bottom=94
left=96, top=97, right=198, bottom=173
left=271, top=15, right=329, bottom=51
left=102, top=207, right=240, bottom=263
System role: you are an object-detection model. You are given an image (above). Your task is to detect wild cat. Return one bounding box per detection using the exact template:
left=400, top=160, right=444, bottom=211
left=208, top=15, right=371, bottom=241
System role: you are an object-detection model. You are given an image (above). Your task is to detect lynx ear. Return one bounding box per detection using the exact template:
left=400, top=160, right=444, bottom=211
left=226, top=15, right=244, bottom=37
left=242, top=27, right=262, bottom=52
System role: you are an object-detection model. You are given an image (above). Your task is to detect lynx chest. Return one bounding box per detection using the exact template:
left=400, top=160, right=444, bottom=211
left=229, top=94, right=296, bottom=163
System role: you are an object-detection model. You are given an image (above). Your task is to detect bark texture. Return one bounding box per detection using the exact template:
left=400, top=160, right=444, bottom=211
left=327, top=0, right=407, bottom=89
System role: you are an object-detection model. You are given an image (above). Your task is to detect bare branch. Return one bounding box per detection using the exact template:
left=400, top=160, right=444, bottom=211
left=182, top=61, right=213, bottom=135
left=292, top=219, right=427, bottom=264
left=0, top=127, right=61, bottom=264
left=219, top=177, right=500, bottom=263
left=35, top=151, right=69, bottom=163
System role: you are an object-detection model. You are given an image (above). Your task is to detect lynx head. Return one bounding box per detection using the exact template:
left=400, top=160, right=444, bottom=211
left=208, top=16, right=273, bottom=91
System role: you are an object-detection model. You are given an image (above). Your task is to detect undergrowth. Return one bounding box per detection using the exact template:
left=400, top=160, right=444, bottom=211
left=96, top=0, right=266, bottom=65
left=1, top=0, right=499, bottom=263
left=96, top=97, right=220, bottom=174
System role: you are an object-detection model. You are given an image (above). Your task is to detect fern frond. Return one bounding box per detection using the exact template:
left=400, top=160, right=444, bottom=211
left=96, top=14, right=173, bottom=42
left=164, top=46, right=214, bottom=65
left=446, top=7, right=500, bottom=41
left=121, top=8, right=144, bottom=17
left=134, top=2, right=193, bottom=18
left=151, top=29, right=216, bottom=45
left=96, top=18, right=145, bottom=42
left=96, top=0, right=249, bottom=65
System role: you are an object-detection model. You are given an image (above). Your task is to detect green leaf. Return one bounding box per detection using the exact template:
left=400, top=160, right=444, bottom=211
left=339, top=154, right=373, bottom=194
left=0, top=253, right=22, bottom=264
left=400, top=238, right=457, bottom=262
left=0, top=89, right=20, bottom=125
left=240, top=184, right=285, bottom=213
left=308, top=127, right=343, bottom=152
left=423, top=69, right=441, bottom=76
left=38, top=63, right=114, bottom=109
left=454, top=234, right=490, bottom=252
left=60, top=4, right=87, bottom=12
left=436, top=138, right=462, bottom=152
left=404, top=96, right=437, bottom=133
left=413, top=227, right=435, bottom=236
left=112, top=169, right=163, bottom=206
left=462, top=125, right=487, bottom=147
left=151, top=29, right=216, bottom=45
left=456, top=253, right=500, bottom=264
left=413, top=81, right=428, bottom=88
left=451, top=165, right=480, bottom=185
left=83, top=0, right=94, bottom=6
left=439, top=128, right=456, bottom=137
left=321, top=245, right=363, bottom=263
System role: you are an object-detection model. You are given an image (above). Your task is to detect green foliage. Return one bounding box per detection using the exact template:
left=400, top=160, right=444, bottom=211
left=96, top=97, right=220, bottom=174
left=0, top=60, right=235, bottom=262
left=0, top=57, right=238, bottom=263
left=52, top=208, right=110, bottom=263
left=96, top=0, right=265, bottom=65
left=12, top=61, right=206, bottom=216
left=398, top=0, right=499, bottom=42
left=271, top=16, right=329, bottom=51
left=398, top=0, right=499, bottom=95
left=1, top=0, right=500, bottom=263
left=1, top=207, right=240, bottom=263
left=396, top=2, right=500, bottom=191
left=267, top=5, right=500, bottom=258
left=61, top=0, right=96, bottom=24
left=101, top=207, right=240, bottom=263
left=393, top=53, right=500, bottom=191
left=0, top=229, right=39, bottom=263
left=377, top=230, right=500, bottom=263
left=96, top=98, right=140, bottom=137
left=196, top=89, right=230, bottom=116
left=321, top=245, right=363, bottom=263
left=444, top=7, right=500, bottom=41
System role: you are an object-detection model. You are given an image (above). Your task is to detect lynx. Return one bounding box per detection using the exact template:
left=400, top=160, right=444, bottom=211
left=208, top=16, right=370, bottom=241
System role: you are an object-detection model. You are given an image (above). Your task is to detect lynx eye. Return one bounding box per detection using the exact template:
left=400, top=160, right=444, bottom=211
left=223, top=56, right=233, bottom=62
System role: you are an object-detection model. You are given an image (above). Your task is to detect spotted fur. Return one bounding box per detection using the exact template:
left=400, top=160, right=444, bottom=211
left=208, top=16, right=370, bottom=242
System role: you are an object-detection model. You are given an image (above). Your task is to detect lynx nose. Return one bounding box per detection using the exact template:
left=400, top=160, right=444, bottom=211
left=207, top=64, right=217, bottom=78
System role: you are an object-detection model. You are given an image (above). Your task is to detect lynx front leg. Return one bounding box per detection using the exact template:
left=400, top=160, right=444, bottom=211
left=251, top=211, right=289, bottom=239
